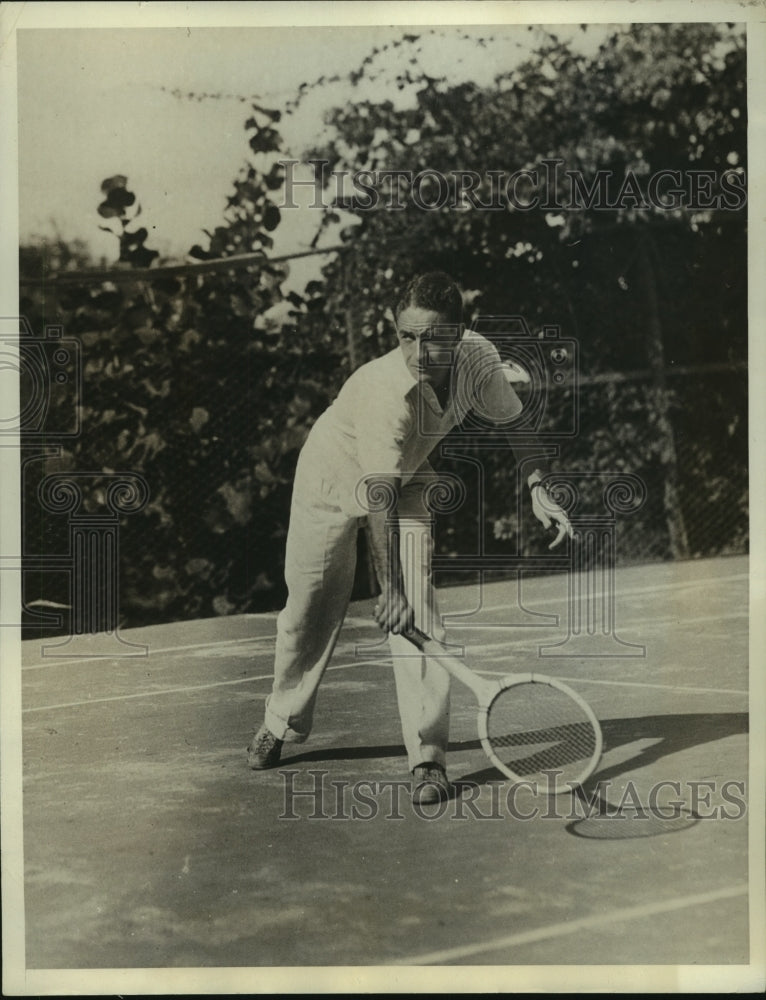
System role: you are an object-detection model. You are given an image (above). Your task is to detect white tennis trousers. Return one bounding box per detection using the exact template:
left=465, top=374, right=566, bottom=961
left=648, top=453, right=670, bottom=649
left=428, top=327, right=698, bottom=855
left=263, top=447, right=450, bottom=770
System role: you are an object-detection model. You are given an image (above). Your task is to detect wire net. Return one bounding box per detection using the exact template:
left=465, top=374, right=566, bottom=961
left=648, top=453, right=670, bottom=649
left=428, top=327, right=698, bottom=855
left=434, top=364, right=748, bottom=575
left=17, top=245, right=748, bottom=634
left=569, top=368, right=749, bottom=565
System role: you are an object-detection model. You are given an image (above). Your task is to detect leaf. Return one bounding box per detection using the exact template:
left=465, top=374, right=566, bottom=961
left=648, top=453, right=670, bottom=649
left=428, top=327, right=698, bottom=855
left=98, top=202, right=122, bottom=219
left=229, top=290, right=253, bottom=317
left=124, top=303, right=152, bottom=328
left=135, top=326, right=160, bottom=346
left=100, top=175, right=129, bottom=193
left=212, top=594, right=236, bottom=616
left=254, top=461, right=276, bottom=485
left=217, top=481, right=253, bottom=525
left=185, top=558, right=213, bottom=579
left=262, top=203, right=281, bottom=231
left=252, top=102, right=282, bottom=123
left=248, top=127, right=281, bottom=154
left=123, top=227, right=149, bottom=248
left=189, top=407, right=210, bottom=432
left=153, top=276, right=182, bottom=296
left=105, top=187, right=136, bottom=211
left=263, top=167, right=285, bottom=192
left=122, top=246, right=158, bottom=268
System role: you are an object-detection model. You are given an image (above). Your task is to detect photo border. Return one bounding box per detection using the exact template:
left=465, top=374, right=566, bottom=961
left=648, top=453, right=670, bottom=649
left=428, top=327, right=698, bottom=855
left=2, top=1, right=764, bottom=994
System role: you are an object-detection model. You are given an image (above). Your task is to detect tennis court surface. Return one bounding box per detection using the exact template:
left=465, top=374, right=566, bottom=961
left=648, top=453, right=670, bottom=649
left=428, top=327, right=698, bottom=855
left=21, top=554, right=751, bottom=970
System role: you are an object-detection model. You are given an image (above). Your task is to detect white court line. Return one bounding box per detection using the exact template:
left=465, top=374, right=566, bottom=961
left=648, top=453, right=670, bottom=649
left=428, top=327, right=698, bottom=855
left=440, top=572, right=748, bottom=620
left=22, top=659, right=388, bottom=714
left=22, top=633, right=277, bottom=672
left=475, top=667, right=747, bottom=698
left=19, top=571, right=748, bottom=671
left=24, top=647, right=747, bottom=712
left=396, top=883, right=748, bottom=966
left=458, top=609, right=748, bottom=656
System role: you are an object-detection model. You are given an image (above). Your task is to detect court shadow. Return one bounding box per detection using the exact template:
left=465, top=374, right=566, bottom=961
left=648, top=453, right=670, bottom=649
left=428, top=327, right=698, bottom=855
left=588, top=711, right=748, bottom=786
left=279, top=742, right=465, bottom=799
left=455, top=711, right=748, bottom=787
left=276, top=712, right=747, bottom=816
left=282, top=737, right=488, bottom=768
left=279, top=743, right=408, bottom=766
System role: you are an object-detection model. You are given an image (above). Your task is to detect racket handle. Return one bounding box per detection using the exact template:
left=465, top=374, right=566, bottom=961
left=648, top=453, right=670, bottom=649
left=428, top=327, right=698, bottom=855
left=404, top=626, right=434, bottom=649
left=402, top=628, right=497, bottom=701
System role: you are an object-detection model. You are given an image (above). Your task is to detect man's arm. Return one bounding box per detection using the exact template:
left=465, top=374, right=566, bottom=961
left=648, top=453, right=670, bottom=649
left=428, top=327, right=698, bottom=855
left=363, top=475, right=416, bottom=635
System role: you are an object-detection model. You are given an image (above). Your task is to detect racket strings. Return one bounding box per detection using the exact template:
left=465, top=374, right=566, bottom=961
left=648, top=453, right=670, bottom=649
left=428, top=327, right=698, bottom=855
left=486, top=682, right=599, bottom=788
left=490, top=721, right=597, bottom=769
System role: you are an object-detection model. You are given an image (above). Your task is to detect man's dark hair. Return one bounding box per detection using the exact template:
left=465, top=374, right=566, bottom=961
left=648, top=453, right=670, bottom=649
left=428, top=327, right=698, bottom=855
left=395, top=271, right=463, bottom=326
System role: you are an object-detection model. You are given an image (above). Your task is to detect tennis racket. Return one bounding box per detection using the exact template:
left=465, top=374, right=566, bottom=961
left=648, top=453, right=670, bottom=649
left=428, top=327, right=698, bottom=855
left=404, top=627, right=603, bottom=795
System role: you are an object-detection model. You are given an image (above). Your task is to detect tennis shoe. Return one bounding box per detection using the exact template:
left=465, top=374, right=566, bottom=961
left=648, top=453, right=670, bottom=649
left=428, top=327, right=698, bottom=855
left=411, top=762, right=450, bottom=805
left=247, top=725, right=283, bottom=770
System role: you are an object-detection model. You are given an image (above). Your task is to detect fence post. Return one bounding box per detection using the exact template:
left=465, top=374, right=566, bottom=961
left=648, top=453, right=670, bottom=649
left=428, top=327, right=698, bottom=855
left=638, top=233, right=690, bottom=560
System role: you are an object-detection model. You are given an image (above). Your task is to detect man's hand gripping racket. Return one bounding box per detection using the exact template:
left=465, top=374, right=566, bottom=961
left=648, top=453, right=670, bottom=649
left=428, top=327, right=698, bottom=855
left=403, top=627, right=603, bottom=795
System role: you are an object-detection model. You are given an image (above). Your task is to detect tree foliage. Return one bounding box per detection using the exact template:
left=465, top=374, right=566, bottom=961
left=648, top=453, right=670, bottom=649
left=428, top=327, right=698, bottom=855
left=20, top=105, right=346, bottom=628
left=303, top=22, right=747, bottom=563
left=19, top=24, right=747, bottom=632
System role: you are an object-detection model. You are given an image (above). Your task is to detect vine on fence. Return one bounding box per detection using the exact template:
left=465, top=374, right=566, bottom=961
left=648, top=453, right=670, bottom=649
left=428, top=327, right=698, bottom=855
left=19, top=24, right=748, bottom=633
left=21, top=115, right=348, bottom=626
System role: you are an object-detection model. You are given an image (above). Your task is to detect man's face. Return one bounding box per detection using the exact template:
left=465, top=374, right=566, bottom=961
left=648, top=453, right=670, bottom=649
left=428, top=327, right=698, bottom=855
left=396, top=306, right=462, bottom=389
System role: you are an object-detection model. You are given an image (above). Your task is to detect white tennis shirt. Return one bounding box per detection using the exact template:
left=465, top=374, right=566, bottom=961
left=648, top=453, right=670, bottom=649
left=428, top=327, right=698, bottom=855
left=301, top=330, right=523, bottom=515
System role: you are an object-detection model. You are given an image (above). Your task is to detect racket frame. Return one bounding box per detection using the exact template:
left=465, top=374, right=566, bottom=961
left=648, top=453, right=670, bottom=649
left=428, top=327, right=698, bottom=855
left=478, top=673, right=604, bottom=794
left=404, top=627, right=603, bottom=793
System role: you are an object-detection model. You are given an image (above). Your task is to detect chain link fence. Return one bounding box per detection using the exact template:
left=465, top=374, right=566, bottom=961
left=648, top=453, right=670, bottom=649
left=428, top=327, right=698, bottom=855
left=17, top=257, right=748, bottom=635
left=427, top=362, right=748, bottom=589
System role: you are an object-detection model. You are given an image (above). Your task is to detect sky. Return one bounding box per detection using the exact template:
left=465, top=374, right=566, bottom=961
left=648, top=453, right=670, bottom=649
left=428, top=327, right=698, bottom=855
left=14, top=20, right=606, bottom=288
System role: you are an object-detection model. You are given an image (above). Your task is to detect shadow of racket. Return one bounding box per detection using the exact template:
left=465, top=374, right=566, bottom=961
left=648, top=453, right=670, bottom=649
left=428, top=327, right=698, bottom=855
left=565, top=783, right=701, bottom=840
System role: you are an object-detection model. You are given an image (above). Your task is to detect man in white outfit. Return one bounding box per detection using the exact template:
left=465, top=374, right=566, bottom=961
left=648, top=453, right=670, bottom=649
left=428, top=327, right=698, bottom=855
left=248, top=272, right=572, bottom=803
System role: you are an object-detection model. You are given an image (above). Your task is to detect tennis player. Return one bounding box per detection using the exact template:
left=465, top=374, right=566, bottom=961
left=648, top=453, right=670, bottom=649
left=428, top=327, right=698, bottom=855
left=248, top=271, right=572, bottom=803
